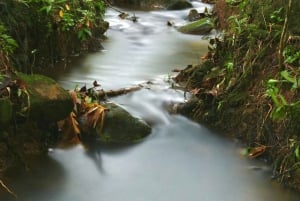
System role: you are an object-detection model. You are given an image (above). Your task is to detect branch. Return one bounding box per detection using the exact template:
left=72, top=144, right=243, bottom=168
left=0, top=179, right=18, bottom=199
left=97, top=86, right=141, bottom=100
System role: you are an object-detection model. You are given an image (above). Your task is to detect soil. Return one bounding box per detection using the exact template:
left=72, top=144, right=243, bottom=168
left=175, top=0, right=300, bottom=191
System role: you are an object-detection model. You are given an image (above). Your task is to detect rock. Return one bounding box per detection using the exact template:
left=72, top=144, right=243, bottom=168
left=178, top=17, right=214, bottom=35
left=16, top=73, right=73, bottom=123
left=188, top=8, right=209, bottom=21
left=82, top=103, right=151, bottom=143
left=166, top=0, right=193, bottom=10
left=188, top=9, right=200, bottom=21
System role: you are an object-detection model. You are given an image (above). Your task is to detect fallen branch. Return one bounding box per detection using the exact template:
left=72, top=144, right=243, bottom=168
left=98, top=86, right=142, bottom=99
left=0, top=179, right=18, bottom=199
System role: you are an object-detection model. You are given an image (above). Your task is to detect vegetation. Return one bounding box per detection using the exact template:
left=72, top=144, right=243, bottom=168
left=0, top=0, right=108, bottom=73
left=177, top=0, right=300, bottom=190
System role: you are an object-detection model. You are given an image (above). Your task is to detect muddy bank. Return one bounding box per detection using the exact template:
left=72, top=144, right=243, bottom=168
left=175, top=0, right=300, bottom=190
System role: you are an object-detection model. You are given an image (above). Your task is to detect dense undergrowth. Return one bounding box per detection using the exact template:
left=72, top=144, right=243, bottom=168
left=0, top=0, right=108, bottom=73
left=177, top=0, right=300, bottom=190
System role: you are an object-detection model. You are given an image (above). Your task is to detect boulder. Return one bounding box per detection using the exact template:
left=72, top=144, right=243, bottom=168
left=16, top=73, right=73, bottom=123
left=82, top=103, right=151, bottom=143
left=166, top=0, right=193, bottom=10
left=188, top=8, right=209, bottom=21
left=178, top=17, right=214, bottom=35
left=188, top=9, right=200, bottom=21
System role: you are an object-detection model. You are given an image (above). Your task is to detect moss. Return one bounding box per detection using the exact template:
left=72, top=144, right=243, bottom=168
left=178, top=18, right=214, bottom=35
left=15, top=72, right=73, bottom=122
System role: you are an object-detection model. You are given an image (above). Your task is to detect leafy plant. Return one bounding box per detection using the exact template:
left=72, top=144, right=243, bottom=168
left=0, top=24, right=18, bottom=54
left=283, top=46, right=300, bottom=66
left=266, top=77, right=300, bottom=120
left=289, top=139, right=300, bottom=160
left=58, top=82, right=108, bottom=145
left=280, top=70, right=300, bottom=89
left=270, top=7, right=284, bottom=24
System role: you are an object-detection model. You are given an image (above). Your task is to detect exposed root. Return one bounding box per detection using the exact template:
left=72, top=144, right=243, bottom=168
left=0, top=179, right=18, bottom=199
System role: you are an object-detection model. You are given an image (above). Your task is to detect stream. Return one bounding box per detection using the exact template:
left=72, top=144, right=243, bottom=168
left=2, top=2, right=300, bottom=201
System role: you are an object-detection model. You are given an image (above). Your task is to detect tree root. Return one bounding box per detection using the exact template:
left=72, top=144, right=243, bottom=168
left=0, top=179, right=18, bottom=199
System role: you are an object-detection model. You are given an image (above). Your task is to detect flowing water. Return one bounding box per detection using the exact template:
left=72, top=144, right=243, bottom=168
left=2, top=2, right=300, bottom=201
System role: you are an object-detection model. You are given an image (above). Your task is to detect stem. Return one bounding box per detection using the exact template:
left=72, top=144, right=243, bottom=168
left=278, top=0, right=292, bottom=70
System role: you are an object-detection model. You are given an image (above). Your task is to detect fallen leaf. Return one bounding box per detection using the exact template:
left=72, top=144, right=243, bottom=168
left=85, top=104, right=107, bottom=130
left=65, top=4, right=70, bottom=10
left=59, top=10, right=64, bottom=18
left=248, top=145, right=266, bottom=158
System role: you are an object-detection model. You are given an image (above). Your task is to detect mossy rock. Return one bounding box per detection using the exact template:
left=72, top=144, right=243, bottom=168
left=16, top=73, right=73, bottom=123
left=178, top=18, right=214, bottom=35
left=96, top=103, right=151, bottom=143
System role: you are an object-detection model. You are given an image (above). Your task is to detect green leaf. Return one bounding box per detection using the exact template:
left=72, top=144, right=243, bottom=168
left=17, top=89, right=22, bottom=97
left=295, top=146, right=300, bottom=159
left=280, top=70, right=295, bottom=84
left=240, top=147, right=250, bottom=156
left=267, top=79, right=280, bottom=85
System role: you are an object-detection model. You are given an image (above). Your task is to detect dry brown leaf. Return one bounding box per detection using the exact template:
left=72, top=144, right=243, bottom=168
left=248, top=145, right=266, bottom=158
left=58, top=112, right=81, bottom=146
left=69, top=90, right=79, bottom=111
left=85, top=104, right=107, bottom=130
left=190, top=88, right=201, bottom=95
left=70, top=112, right=80, bottom=135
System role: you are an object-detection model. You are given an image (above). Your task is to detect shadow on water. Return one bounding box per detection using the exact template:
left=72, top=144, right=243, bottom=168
left=1, top=155, right=66, bottom=201
left=83, top=139, right=144, bottom=174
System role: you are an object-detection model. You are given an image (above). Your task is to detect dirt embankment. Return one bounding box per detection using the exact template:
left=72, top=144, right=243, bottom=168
left=176, top=0, right=300, bottom=190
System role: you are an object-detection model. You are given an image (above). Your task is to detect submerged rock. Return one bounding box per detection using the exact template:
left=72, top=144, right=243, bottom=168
left=178, top=17, right=214, bottom=35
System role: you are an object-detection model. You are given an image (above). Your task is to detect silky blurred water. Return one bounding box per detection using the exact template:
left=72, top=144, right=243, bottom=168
left=1, top=2, right=299, bottom=201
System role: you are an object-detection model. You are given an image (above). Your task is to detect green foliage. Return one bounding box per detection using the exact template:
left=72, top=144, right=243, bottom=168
left=280, top=70, right=300, bottom=89
left=22, top=0, right=106, bottom=41
left=0, top=0, right=107, bottom=71
left=266, top=69, right=300, bottom=120
left=0, top=23, right=18, bottom=54
left=283, top=46, right=300, bottom=66
left=289, top=139, right=300, bottom=160
left=270, top=7, right=284, bottom=24
left=228, top=15, right=248, bottom=35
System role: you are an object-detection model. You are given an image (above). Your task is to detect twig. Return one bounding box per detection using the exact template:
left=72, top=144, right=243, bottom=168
left=104, top=0, right=125, bottom=14
left=0, top=179, right=18, bottom=199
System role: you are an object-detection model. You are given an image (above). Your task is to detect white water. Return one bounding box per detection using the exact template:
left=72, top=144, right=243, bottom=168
left=2, top=2, right=299, bottom=201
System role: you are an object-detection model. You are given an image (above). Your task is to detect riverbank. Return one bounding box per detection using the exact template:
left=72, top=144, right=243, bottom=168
left=176, top=0, right=300, bottom=190
left=0, top=0, right=108, bottom=73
